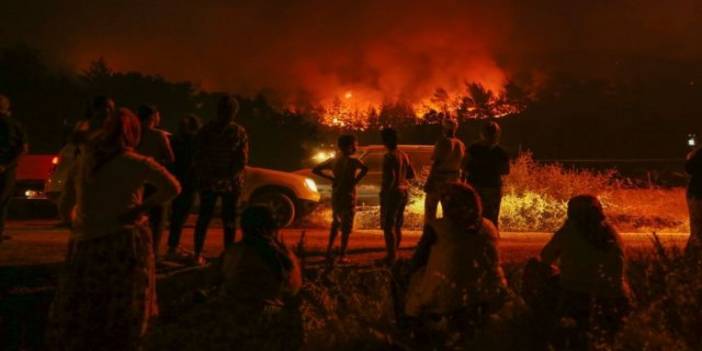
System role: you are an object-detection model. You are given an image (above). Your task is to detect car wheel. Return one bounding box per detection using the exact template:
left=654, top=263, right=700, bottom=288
left=251, top=191, right=297, bottom=227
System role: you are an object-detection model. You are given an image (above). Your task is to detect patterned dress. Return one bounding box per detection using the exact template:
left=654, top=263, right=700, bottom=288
left=48, top=150, right=180, bottom=351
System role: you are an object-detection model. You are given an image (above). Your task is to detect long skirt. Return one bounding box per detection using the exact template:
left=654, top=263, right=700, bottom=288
left=48, top=225, right=158, bottom=351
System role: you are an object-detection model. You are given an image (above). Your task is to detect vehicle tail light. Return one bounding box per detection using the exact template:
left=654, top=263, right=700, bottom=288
left=49, top=155, right=60, bottom=176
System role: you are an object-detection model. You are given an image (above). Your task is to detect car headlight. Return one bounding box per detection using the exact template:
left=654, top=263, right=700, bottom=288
left=304, top=178, right=318, bottom=193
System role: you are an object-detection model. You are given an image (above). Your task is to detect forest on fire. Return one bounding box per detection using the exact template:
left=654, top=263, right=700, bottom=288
left=1, top=44, right=700, bottom=170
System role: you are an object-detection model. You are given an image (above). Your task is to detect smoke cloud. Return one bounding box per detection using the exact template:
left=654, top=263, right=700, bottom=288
left=1, top=0, right=700, bottom=108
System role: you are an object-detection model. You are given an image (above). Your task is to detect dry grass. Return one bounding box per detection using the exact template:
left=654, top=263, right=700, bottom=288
left=294, top=238, right=702, bottom=350
left=304, top=153, right=689, bottom=233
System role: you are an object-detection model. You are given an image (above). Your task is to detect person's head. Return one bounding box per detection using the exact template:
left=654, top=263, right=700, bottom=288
left=99, top=108, right=142, bottom=151
left=440, top=182, right=483, bottom=231
left=89, top=96, right=115, bottom=121
left=381, top=127, right=398, bottom=150
left=337, top=134, right=358, bottom=155
left=137, top=104, right=159, bottom=128
left=217, top=95, right=239, bottom=121
left=241, top=205, right=279, bottom=240
left=179, top=114, right=202, bottom=136
left=565, top=195, right=620, bottom=250
left=0, top=95, right=11, bottom=117
left=481, top=121, right=501, bottom=145
left=441, top=118, right=458, bottom=138
left=88, top=108, right=141, bottom=176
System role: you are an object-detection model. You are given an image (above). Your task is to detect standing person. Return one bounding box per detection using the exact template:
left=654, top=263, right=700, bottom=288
left=72, top=96, right=115, bottom=146
left=380, top=128, right=415, bottom=264
left=136, top=105, right=175, bottom=258
left=56, top=96, right=115, bottom=225
left=539, top=195, right=631, bottom=347
left=424, top=118, right=465, bottom=222
left=405, top=182, right=507, bottom=335
left=49, top=109, right=180, bottom=351
left=686, top=142, right=702, bottom=253
left=464, top=121, right=510, bottom=228
left=0, top=95, right=27, bottom=241
left=192, top=95, right=249, bottom=266
left=165, top=114, right=202, bottom=261
left=313, top=134, right=368, bottom=264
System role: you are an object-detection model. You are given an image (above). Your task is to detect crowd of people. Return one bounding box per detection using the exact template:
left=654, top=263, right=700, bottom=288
left=0, top=92, right=699, bottom=349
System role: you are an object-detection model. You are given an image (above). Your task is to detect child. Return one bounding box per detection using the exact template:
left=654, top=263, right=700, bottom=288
left=313, top=135, right=368, bottom=264
left=380, top=127, right=415, bottom=263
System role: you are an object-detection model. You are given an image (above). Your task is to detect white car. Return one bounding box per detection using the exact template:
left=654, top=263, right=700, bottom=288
left=295, top=145, right=434, bottom=206
left=45, top=145, right=320, bottom=227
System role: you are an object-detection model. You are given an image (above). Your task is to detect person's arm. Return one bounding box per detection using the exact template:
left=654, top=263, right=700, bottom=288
left=381, top=154, right=396, bottom=191
left=405, top=154, right=416, bottom=180
left=498, top=148, right=510, bottom=176
left=58, top=162, right=78, bottom=223
left=160, top=132, right=175, bottom=166
left=354, top=159, right=369, bottom=183
left=1, top=122, right=28, bottom=170
left=407, top=224, right=438, bottom=274
left=540, top=228, right=564, bottom=265
left=312, top=158, right=335, bottom=181
left=232, top=128, right=249, bottom=174
left=429, top=140, right=446, bottom=174
left=686, top=148, right=702, bottom=175
left=121, top=158, right=181, bottom=222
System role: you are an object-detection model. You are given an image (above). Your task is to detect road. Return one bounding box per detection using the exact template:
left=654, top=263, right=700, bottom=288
left=0, top=219, right=689, bottom=267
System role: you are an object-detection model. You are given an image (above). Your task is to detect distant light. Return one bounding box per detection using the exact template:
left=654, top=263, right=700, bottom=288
left=344, top=91, right=353, bottom=99
left=312, top=150, right=335, bottom=163
left=51, top=156, right=60, bottom=165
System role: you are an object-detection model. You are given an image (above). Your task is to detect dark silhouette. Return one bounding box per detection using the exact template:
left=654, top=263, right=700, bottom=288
left=145, top=206, right=302, bottom=350
left=538, top=195, right=631, bottom=348
left=313, top=134, right=368, bottom=264
left=192, top=95, right=249, bottom=265
left=165, top=114, right=202, bottom=261
left=0, top=95, right=27, bottom=241
left=50, top=108, right=180, bottom=351
left=405, top=182, right=507, bottom=338
left=424, top=118, right=465, bottom=222
left=136, top=104, right=175, bottom=258
left=72, top=96, right=115, bottom=145
left=464, top=121, right=510, bottom=227
left=686, top=144, right=702, bottom=253
left=379, top=127, right=415, bottom=264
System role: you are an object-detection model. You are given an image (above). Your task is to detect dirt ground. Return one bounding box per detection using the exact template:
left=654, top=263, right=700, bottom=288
left=0, top=218, right=689, bottom=268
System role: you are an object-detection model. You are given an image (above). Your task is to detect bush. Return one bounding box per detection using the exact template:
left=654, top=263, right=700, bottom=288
left=307, top=152, right=689, bottom=233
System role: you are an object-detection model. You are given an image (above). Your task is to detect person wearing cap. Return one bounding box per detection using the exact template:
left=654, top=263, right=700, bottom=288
left=464, top=121, right=510, bottom=228
left=423, top=118, right=465, bottom=222
left=0, top=95, right=27, bottom=241
left=136, top=104, right=175, bottom=258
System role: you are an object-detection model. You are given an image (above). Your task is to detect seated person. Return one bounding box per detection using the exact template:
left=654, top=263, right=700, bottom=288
left=216, top=205, right=302, bottom=306
left=538, top=195, right=631, bottom=346
left=146, top=206, right=302, bottom=350
left=404, top=182, right=508, bottom=332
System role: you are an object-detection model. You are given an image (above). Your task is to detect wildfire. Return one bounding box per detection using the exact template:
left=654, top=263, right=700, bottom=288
left=317, top=82, right=525, bottom=129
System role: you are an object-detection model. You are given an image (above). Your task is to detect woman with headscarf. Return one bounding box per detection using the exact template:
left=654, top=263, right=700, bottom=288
left=539, top=195, right=631, bottom=346
left=49, top=108, right=181, bottom=351
left=405, top=182, right=507, bottom=333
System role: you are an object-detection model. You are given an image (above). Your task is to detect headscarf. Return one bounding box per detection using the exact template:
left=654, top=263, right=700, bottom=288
left=86, top=108, right=141, bottom=177
left=440, top=182, right=483, bottom=233
left=565, top=195, right=621, bottom=251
